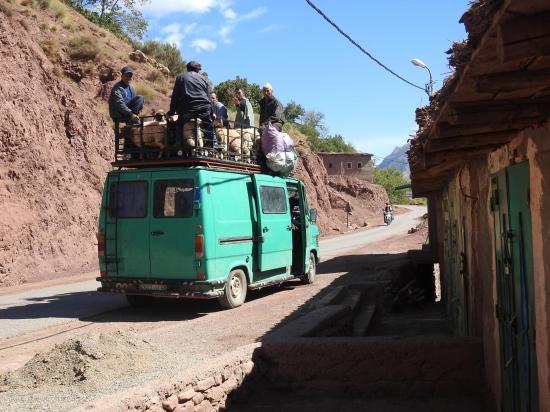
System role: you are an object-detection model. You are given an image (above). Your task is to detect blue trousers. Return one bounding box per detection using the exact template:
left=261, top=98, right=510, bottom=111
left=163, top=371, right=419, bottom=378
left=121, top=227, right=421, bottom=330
left=127, top=95, right=144, bottom=115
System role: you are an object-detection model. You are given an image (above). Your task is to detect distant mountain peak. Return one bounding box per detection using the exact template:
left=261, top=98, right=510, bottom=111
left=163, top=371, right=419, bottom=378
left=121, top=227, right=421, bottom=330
left=378, top=143, right=410, bottom=177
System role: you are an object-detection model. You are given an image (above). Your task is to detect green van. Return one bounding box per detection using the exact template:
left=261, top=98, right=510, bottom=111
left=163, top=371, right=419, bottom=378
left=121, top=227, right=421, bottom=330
left=96, top=166, right=320, bottom=309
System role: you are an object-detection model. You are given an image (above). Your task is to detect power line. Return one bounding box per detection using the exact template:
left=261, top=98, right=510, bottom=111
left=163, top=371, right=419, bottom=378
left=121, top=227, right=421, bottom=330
left=304, top=0, right=426, bottom=93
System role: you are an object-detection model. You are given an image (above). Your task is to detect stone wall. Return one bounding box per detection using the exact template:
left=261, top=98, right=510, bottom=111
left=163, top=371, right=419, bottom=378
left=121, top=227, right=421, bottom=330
left=317, top=153, right=374, bottom=182
left=88, top=336, right=485, bottom=412
left=255, top=337, right=485, bottom=399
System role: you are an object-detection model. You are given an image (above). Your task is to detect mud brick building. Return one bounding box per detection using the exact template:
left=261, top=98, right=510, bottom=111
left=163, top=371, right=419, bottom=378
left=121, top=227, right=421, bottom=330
left=408, top=0, right=550, bottom=410
left=317, top=152, right=374, bottom=182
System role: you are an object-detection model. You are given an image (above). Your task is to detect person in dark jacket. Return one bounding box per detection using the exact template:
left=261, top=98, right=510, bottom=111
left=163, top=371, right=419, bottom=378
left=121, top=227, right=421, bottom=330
left=169, top=61, right=214, bottom=148
left=108, top=65, right=143, bottom=124
left=259, top=83, right=285, bottom=132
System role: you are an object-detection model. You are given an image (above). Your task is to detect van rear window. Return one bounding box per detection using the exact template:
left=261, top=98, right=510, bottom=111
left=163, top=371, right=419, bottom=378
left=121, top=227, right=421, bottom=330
left=109, top=181, right=148, bottom=218
left=154, top=179, right=194, bottom=218
left=260, top=186, right=288, bottom=214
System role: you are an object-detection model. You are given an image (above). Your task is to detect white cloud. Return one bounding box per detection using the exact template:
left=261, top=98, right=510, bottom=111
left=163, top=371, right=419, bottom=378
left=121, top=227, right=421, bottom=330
left=258, top=24, right=279, bottom=33
left=143, top=0, right=218, bottom=15
left=161, top=22, right=197, bottom=48
left=218, top=24, right=234, bottom=44
left=191, top=38, right=217, bottom=52
left=239, top=7, right=267, bottom=21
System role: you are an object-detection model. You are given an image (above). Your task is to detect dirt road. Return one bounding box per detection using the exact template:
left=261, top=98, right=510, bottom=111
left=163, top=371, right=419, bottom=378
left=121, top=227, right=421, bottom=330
left=0, top=206, right=426, bottom=411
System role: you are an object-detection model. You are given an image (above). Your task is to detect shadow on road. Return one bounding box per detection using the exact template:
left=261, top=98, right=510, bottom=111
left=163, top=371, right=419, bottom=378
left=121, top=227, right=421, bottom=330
left=0, top=283, right=299, bottom=323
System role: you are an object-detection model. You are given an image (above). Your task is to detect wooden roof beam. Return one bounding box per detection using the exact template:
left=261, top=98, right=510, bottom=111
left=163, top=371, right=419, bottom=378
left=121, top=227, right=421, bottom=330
left=498, top=10, right=550, bottom=62
left=425, top=130, right=515, bottom=152
left=424, top=145, right=499, bottom=168
left=448, top=102, right=550, bottom=125
left=476, top=68, right=550, bottom=93
left=435, top=118, right=544, bottom=138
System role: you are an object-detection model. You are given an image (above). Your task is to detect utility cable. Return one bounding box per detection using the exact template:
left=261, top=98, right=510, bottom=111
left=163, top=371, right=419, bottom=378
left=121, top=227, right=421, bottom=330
left=304, top=0, right=426, bottom=92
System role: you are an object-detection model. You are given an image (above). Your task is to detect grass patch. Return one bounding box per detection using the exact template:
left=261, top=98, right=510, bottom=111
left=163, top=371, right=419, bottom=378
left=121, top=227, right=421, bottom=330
left=38, top=36, right=59, bottom=61
left=61, top=16, right=74, bottom=31
left=146, top=70, right=169, bottom=94
left=34, top=0, right=50, bottom=9
left=49, top=0, right=64, bottom=20
left=0, top=0, right=13, bottom=16
left=68, top=35, right=99, bottom=60
left=133, top=83, right=154, bottom=100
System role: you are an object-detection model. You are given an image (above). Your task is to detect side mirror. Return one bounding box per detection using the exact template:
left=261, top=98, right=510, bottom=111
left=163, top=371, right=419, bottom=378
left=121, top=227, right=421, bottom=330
left=309, top=208, right=317, bottom=224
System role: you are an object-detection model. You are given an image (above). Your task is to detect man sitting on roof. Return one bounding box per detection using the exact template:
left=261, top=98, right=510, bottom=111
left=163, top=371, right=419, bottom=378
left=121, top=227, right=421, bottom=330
left=108, top=65, right=143, bottom=125
left=168, top=60, right=215, bottom=148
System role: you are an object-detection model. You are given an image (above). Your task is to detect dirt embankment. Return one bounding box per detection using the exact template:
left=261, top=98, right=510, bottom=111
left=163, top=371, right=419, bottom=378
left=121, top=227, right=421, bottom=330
left=0, top=4, right=389, bottom=287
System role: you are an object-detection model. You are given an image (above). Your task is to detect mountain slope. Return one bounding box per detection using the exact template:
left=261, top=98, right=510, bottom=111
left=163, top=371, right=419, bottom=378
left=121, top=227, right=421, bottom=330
left=378, top=143, right=410, bottom=177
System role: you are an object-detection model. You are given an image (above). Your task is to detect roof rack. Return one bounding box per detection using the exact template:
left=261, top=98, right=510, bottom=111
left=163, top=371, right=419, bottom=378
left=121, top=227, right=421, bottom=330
left=113, top=115, right=264, bottom=173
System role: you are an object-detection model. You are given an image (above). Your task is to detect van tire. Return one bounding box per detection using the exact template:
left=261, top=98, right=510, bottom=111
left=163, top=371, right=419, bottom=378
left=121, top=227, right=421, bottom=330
left=218, top=269, right=248, bottom=309
left=126, top=295, right=154, bottom=307
left=301, top=253, right=316, bottom=285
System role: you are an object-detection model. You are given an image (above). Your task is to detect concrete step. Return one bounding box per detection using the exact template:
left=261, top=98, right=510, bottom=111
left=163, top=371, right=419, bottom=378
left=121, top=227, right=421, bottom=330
left=340, top=289, right=363, bottom=314
left=352, top=302, right=377, bottom=337
left=267, top=305, right=351, bottom=339
left=312, top=286, right=347, bottom=309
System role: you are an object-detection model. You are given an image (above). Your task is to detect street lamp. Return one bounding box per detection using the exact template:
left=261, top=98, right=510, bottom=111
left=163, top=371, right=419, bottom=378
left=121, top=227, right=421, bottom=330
left=411, top=58, right=434, bottom=97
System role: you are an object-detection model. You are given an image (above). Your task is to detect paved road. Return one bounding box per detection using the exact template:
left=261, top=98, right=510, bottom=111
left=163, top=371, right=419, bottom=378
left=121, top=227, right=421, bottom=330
left=0, top=206, right=426, bottom=340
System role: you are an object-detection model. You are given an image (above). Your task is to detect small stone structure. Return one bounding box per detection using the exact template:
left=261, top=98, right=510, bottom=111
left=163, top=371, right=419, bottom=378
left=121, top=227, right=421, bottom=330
left=317, top=152, right=374, bottom=182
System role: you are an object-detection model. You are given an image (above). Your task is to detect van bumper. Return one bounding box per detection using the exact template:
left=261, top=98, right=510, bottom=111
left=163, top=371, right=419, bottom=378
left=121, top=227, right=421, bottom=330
left=96, top=277, right=225, bottom=299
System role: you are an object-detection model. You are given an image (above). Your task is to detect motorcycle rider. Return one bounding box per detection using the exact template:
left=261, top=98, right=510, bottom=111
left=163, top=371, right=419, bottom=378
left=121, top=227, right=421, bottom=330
left=383, top=202, right=394, bottom=224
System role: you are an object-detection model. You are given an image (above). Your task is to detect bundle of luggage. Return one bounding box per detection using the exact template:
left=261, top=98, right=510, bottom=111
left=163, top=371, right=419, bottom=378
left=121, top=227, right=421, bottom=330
left=261, top=122, right=297, bottom=176
left=120, top=116, right=297, bottom=176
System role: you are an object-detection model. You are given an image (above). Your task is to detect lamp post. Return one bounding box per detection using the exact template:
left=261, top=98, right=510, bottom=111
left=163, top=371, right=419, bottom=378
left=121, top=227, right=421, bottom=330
left=411, top=58, right=434, bottom=97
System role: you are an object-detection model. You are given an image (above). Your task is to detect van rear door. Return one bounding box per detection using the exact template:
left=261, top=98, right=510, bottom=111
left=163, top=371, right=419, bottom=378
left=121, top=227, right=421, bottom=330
left=105, top=172, right=151, bottom=278
left=252, top=175, right=293, bottom=272
left=149, top=171, right=196, bottom=279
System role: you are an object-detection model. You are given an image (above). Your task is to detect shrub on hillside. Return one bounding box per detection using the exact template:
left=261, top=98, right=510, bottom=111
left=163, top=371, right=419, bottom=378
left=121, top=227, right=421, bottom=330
left=133, top=83, right=154, bottom=100
left=0, top=0, right=13, bottom=16
left=38, top=37, right=59, bottom=62
left=146, top=71, right=169, bottom=94
left=68, top=35, right=99, bottom=60
left=49, top=0, right=65, bottom=20
left=138, top=40, right=186, bottom=75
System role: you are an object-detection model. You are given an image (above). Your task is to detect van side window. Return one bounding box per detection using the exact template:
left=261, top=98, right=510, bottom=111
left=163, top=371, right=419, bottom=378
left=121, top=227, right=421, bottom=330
left=109, top=181, right=148, bottom=218
left=154, top=179, right=194, bottom=218
left=260, top=186, right=287, bottom=214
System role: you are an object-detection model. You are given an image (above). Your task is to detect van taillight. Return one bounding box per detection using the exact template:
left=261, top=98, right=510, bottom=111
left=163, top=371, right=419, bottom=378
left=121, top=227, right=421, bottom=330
left=195, top=234, right=204, bottom=259
left=97, top=232, right=105, bottom=257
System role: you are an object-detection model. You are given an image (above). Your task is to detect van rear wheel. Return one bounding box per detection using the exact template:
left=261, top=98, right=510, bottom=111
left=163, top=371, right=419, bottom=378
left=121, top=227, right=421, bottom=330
left=218, top=269, right=247, bottom=309
left=301, top=253, right=316, bottom=285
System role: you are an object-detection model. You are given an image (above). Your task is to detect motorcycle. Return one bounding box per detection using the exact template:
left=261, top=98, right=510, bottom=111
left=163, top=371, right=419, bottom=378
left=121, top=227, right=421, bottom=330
left=383, top=209, right=393, bottom=225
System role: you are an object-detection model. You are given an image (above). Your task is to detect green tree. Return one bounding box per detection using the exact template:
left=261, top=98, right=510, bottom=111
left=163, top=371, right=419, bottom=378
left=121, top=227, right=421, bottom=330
left=139, top=40, right=186, bottom=75
left=64, top=0, right=149, bottom=41
left=284, top=100, right=305, bottom=123
left=315, top=134, right=356, bottom=152
left=373, top=167, right=410, bottom=204
left=214, top=77, right=263, bottom=111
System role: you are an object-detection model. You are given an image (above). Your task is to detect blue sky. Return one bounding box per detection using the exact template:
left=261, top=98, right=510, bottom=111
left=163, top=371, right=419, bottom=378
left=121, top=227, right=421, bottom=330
left=141, top=0, right=470, bottom=161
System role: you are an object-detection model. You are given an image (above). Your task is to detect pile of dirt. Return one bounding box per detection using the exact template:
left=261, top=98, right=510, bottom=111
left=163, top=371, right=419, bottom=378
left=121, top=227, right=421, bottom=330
left=0, top=330, right=158, bottom=390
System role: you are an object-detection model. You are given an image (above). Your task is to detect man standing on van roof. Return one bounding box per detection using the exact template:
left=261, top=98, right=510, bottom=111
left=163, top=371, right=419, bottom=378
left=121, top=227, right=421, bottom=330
left=108, top=65, right=144, bottom=124
left=232, top=88, right=254, bottom=128
left=259, top=83, right=285, bottom=132
left=169, top=61, right=215, bottom=147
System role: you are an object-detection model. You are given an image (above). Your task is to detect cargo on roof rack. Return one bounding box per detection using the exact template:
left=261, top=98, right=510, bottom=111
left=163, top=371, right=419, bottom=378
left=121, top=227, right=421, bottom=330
left=113, top=114, right=263, bottom=170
